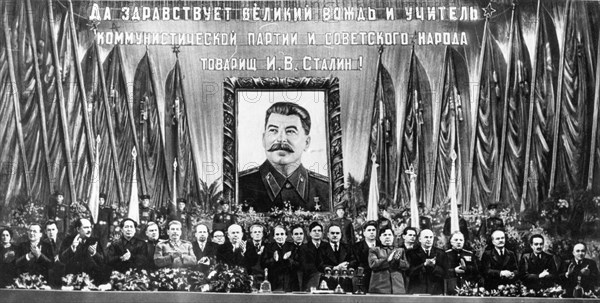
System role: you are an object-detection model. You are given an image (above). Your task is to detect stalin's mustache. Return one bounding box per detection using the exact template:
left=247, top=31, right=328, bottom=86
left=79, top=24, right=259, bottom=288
left=268, top=142, right=294, bottom=153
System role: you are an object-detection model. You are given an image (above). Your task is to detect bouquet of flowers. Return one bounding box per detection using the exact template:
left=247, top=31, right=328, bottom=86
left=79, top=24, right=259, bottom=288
left=538, top=285, right=565, bottom=298
left=62, top=273, right=98, bottom=290
left=490, top=283, right=528, bottom=297
left=455, top=281, right=489, bottom=297
left=187, top=270, right=209, bottom=292
left=148, top=268, right=190, bottom=291
left=206, top=263, right=253, bottom=293
left=110, top=269, right=151, bottom=291
left=8, top=273, right=50, bottom=290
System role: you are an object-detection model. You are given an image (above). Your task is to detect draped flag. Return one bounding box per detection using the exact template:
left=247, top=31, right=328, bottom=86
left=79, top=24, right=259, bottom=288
left=128, top=148, right=140, bottom=223
left=0, top=4, right=29, bottom=212
left=364, top=47, right=397, bottom=205
left=366, top=155, right=379, bottom=221
left=133, top=51, right=171, bottom=209
left=398, top=48, right=428, bottom=208
left=469, top=17, right=504, bottom=209
left=88, top=136, right=101, bottom=223
left=522, top=3, right=558, bottom=211
left=551, top=1, right=596, bottom=193
left=432, top=47, right=464, bottom=207
left=408, top=166, right=419, bottom=229
left=166, top=58, right=201, bottom=212
left=495, top=4, right=531, bottom=209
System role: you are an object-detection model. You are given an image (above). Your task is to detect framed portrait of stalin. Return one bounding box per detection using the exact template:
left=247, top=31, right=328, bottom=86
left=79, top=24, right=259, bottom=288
left=223, top=77, right=344, bottom=213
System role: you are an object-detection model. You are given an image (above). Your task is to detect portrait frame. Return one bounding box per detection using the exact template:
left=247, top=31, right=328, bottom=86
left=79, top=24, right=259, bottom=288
left=223, top=77, right=344, bottom=212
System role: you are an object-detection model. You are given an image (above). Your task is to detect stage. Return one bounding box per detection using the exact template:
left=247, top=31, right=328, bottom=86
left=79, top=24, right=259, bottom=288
left=0, top=290, right=595, bottom=303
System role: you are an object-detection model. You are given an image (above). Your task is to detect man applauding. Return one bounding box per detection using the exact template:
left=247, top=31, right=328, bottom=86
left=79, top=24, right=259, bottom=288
left=217, top=224, right=248, bottom=268
left=60, top=219, right=104, bottom=282
left=154, top=220, right=196, bottom=268
left=560, top=242, right=599, bottom=297
left=407, top=229, right=445, bottom=295
left=107, top=219, right=147, bottom=272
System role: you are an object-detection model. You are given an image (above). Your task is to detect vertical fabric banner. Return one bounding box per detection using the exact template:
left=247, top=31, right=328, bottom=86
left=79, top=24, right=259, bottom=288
left=88, top=136, right=101, bottom=223
left=128, top=148, right=140, bottom=223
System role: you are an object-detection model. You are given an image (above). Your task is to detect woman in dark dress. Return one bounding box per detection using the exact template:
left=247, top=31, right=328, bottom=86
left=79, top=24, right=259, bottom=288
left=0, top=228, right=18, bottom=287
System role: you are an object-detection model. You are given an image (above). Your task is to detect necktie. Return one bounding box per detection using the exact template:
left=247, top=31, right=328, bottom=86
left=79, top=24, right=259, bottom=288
left=334, top=243, right=338, bottom=252
left=200, top=242, right=205, bottom=251
left=426, top=249, right=430, bottom=257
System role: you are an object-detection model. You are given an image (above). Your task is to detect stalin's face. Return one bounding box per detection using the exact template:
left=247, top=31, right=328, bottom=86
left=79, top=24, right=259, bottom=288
left=263, top=113, right=310, bottom=170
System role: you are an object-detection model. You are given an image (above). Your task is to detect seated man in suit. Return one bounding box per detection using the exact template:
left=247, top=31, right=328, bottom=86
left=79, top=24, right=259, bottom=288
left=444, top=231, right=480, bottom=294
left=559, top=242, right=599, bottom=296
left=107, top=218, right=147, bottom=273
left=60, top=218, right=104, bottom=282
left=245, top=223, right=267, bottom=287
left=300, top=221, right=325, bottom=290
left=319, top=224, right=356, bottom=272
left=289, top=224, right=306, bottom=291
left=192, top=224, right=217, bottom=273
left=481, top=229, right=518, bottom=290
left=15, top=223, right=51, bottom=278
left=354, top=220, right=379, bottom=293
left=154, top=220, right=196, bottom=268
left=519, top=234, right=557, bottom=291
left=406, top=229, right=445, bottom=295
left=217, top=224, right=248, bottom=268
left=262, top=225, right=295, bottom=291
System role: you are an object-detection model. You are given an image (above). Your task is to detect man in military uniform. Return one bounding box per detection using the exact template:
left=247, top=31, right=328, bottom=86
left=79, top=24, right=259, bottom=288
left=154, top=220, right=196, bottom=268
left=212, top=202, right=236, bottom=232
left=444, top=231, right=480, bottom=294
left=94, top=193, right=115, bottom=250
left=239, top=102, right=330, bottom=212
left=330, top=205, right=355, bottom=244
left=170, top=198, right=191, bottom=240
left=477, top=203, right=504, bottom=247
left=47, top=191, right=68, bottom=234
left=138, top=195, right=157, bottom=232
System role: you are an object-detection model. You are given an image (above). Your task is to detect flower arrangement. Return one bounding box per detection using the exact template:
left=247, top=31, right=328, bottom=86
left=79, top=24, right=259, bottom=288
left=455, top=282, right=490, bottom=297
left=148, top=268, right=190, bottom=291
left=110, top=269, right=151, bottom=291
left=8, top=198, right=46, bottom=239
left=8, top=273, right=50, bottom=290
left=456, top=282, right=566, bottom=298
left=206, top=263, right=253, bottom=293
left=62, top=273, right=98, bottom=290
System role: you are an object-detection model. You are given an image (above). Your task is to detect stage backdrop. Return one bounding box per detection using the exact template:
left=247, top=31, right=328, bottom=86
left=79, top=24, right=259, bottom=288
left=0, top=0, right=599, bottom=218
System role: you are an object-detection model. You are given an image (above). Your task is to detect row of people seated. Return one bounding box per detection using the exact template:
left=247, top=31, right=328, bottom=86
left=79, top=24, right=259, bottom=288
left=1, top=218, right=598, bottom=297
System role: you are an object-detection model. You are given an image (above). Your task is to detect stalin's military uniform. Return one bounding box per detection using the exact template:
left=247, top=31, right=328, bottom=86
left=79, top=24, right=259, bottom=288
left=239, top=161, right=330, bottom=212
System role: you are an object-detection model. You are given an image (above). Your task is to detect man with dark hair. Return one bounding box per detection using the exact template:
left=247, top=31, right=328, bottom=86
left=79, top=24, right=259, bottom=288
left=263, top=225, right=295, bottom=291
left=299, top=222, right=325, bottom=290
left=94, top=193, right=115, bottom=250
left=401, top=227, right=418, bottom=250
left=480, top=230, right=518, bottom=290
left=107, top=218, right=147, bottom=273
left=319, top=224, right=356, bottom=272
left=245, top=223, right=267, bottom=280
left=143, top=222, right=161, bottom=271
left=239, top=101, right=330, bottom=212
left=289, top=224, right=305, bottom=291
left=15, top=223, right=51, bottom=277
left=406, top=229, right=445, bottom=294
left=559, top=242, right=599, bottom=296
left=519, top=234, right=557, bottom=290
left=42, top=221, right=64, bottom=288
left=192, top=224, right=217, bottom=274
left=354, top=220, right=379, bottom=292
left=60, top=218, right=104, bottom=282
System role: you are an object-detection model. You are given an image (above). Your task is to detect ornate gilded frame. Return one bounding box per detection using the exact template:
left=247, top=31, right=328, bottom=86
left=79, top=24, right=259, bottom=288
left=223, top=77, right=344, bottom=211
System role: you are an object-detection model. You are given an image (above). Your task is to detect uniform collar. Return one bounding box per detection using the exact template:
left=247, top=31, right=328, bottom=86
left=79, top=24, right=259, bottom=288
left=260, top=161, right=308, bottom=200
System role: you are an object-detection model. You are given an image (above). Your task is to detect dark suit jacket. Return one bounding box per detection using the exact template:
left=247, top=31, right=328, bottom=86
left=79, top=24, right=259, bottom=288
left=192, top=241, right=218, bottom=273
left=519, top=251, right=558, bottom=290
left=60, top=235, right=104, bottom=281
left=559, top=258, right=599, bottom=295
left=299, top=240, right=324, bottom=279
left=245, top=239, right=267, bottom=276
left=262, top=242, right=295, bottom=292
left=480, top=248, right=518, bottom=290
left=15, top=241, right=51, bottom=277
left=406, top=247, right=445, bottom=294
left=106, top=236, right=147, bottom=273
left=354, top=240, right=380, bottom=289
left=330, top=217, right=356, bottom=244
left=318, top=242, right=356, bottom=272
left=216, top=241, right=248, bottom=268
left=142, top=239, right=160, bottom=271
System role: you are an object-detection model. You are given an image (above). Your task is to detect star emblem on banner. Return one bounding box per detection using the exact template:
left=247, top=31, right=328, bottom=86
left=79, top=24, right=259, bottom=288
left=87, top=20, right=100, bottom=35
left=482, top=3, right=496, bottom=19
left=172, top=45, right=181, bottom=57
left=111, top=22, right=120, bottom=32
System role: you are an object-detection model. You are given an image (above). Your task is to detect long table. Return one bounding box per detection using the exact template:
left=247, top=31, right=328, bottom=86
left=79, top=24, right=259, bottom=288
left=1, top=290, right=596, bottom=303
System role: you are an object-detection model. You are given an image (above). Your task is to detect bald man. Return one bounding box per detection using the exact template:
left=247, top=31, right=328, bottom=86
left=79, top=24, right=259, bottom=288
left=217, top=224, right=250, bottom=269
left=480, top=230, right=518, bottom=290
left=406, top=229, right=445, bottom=294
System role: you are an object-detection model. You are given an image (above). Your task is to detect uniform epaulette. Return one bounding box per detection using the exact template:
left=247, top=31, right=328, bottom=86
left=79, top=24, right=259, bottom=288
left=446, top=249, right=453, bottom=253
left=308, top=170, right=329, bottom=183
left=240, top=166, right=259, bottom=177
left=463, top=249, right=473, bottom=254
